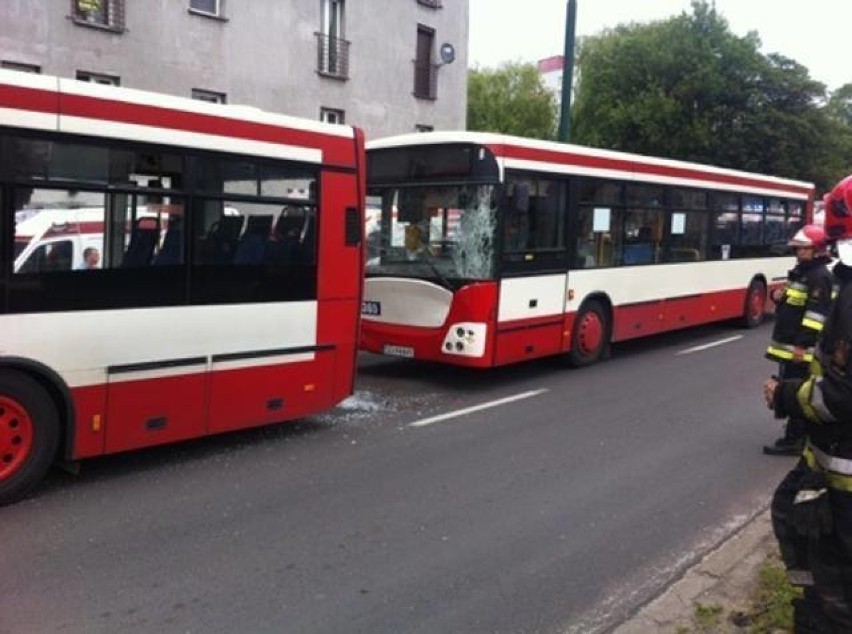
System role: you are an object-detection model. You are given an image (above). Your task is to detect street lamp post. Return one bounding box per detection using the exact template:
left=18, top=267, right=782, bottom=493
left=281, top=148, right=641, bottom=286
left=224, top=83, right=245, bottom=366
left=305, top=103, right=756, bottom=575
left=557, top=0, right=577, bottom=143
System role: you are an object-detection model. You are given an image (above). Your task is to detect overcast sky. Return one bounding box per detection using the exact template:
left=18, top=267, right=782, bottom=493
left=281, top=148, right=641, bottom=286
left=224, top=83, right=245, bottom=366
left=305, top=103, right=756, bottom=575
left=468, top=0, right=850, bottom=91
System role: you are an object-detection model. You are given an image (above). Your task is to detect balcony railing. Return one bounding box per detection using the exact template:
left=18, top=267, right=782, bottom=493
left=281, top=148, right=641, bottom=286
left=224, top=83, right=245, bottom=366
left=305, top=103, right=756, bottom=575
left=316, top=33, right=350, bottom=80
left=413, top=61, right=438, bottom=100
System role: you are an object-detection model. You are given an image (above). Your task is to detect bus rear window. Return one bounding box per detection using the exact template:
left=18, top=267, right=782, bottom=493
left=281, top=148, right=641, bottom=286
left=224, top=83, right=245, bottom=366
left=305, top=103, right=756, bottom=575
left=14, top=239, right=28, bottom=259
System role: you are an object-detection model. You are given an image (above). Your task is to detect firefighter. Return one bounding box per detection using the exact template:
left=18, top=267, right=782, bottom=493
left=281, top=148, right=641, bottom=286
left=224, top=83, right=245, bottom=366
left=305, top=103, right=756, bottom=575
left=763, top=223, right=834, bottom=455
left=764, top=173, right=852, bottom=631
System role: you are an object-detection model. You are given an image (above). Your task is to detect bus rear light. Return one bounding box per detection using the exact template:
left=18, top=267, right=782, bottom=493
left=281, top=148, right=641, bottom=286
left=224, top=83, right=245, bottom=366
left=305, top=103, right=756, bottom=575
left=91, top=414, right=102, bottom=432
left=303, top=384, right=316, bottom=393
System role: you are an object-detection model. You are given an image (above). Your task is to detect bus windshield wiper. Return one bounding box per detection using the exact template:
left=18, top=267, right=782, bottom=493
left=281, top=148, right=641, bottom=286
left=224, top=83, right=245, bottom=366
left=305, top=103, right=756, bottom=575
left=418, top=249, right=454, bottom=290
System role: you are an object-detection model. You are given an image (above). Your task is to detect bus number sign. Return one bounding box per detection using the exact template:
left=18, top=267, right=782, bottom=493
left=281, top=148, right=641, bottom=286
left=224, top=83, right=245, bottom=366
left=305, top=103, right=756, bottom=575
left=362, top=301, right=381, bottom=316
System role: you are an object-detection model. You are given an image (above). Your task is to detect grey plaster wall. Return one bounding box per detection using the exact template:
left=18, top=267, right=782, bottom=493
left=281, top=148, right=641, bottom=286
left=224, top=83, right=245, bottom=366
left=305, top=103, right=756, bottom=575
left=0, top=0, right=468, bottom=138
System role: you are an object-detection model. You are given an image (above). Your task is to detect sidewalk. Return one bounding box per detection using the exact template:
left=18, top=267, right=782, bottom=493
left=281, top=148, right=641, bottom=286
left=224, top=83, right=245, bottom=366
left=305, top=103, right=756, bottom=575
left=613, top=510, right=778, bottom=633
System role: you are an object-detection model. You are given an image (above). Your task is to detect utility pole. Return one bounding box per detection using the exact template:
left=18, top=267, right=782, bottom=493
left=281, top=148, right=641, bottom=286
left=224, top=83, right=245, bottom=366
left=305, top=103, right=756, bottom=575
left=557, top=0, right=577, bottom=143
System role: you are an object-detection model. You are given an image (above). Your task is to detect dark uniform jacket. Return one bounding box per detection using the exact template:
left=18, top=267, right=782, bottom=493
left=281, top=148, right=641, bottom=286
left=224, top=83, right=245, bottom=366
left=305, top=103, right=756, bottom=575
left=775, top=262, right=852, bottom=486
left=766, top=256, right=834, bottom=365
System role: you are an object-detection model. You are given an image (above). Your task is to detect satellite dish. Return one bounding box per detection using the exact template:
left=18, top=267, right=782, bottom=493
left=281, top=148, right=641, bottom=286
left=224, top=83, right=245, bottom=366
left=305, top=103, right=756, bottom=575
left=439, top=43, right=455, bottom=65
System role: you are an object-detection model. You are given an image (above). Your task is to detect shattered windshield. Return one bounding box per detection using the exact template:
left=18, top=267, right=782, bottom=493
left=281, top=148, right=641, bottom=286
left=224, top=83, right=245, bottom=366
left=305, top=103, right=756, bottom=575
left=365, top=184, right=498, bottom=285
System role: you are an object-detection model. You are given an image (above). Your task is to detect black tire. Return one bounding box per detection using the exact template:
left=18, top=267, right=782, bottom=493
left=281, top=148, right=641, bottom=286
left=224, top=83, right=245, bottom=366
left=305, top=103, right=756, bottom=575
left=567, top=300, right=610, bottom=367
left=741, top=279, right=767, bottom=329
left=0, top=371, right=60, bottom=506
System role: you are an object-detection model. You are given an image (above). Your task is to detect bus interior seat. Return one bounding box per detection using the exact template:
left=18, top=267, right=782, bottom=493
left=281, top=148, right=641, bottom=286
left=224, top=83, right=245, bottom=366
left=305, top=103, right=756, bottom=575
left=623, top=242, right=654, bottom=265
left=264, top=210, right=304, bottom=265
left=234, top=214, right=273, bottom=264
left=153, top=216, right=183, bottom=265
left=298, top=212, right=316, bottom=263
left=669, top=248, right=700, bottom=262
left=206, top=215, right=244, bottom=264
left=122, top=218, right=160, bottom=267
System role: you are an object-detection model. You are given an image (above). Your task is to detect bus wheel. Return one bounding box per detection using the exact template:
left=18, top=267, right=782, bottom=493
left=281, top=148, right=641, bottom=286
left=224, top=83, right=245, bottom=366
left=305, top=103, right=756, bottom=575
left=0, top=371, right=59, bottom=506
left=568, top=300, right=609, bottom=367
left=741, top=279, right=767, bottom=329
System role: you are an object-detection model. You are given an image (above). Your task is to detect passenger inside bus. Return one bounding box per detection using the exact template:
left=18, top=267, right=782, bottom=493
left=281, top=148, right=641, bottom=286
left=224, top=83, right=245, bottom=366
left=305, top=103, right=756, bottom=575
left=44, top=240, right=73, bottom=272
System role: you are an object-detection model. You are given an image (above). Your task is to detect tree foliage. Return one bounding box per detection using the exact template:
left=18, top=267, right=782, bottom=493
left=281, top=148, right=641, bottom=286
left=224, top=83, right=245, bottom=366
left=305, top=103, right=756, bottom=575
left=467, top=62, right=557, bottom=140
left=571, top=0, right=852, bottom=191
left=826, top=83, right=852, bottom=127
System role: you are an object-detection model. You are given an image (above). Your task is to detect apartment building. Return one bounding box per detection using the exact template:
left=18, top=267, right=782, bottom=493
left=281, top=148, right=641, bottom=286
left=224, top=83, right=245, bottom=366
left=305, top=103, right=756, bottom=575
left=0, top=0, right=469, bottom=137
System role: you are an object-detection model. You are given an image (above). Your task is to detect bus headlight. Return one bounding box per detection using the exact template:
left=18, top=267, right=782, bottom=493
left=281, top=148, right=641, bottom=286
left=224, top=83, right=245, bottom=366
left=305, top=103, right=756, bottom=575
left=441, top=322, right=487, bottom=357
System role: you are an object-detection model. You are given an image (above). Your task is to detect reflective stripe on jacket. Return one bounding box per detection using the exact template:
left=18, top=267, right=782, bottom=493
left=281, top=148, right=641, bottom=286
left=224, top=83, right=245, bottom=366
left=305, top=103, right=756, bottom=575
left=766, top=258, right=834, bottom=364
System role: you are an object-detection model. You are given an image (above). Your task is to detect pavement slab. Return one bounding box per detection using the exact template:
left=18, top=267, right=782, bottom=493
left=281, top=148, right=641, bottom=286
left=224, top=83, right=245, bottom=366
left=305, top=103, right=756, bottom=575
left=612, top=510, right=778, bottom=633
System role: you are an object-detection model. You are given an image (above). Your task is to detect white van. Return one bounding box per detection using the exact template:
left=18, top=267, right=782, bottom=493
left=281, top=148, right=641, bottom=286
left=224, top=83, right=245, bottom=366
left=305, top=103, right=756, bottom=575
left=14, top=208, right=106, bottom=273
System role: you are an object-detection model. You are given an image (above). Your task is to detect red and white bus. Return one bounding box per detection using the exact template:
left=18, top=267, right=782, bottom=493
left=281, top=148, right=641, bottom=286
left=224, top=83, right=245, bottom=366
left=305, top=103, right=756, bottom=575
left=361, top=132, right=813, bottom=368
left=0, top=69, right=365, bottom=504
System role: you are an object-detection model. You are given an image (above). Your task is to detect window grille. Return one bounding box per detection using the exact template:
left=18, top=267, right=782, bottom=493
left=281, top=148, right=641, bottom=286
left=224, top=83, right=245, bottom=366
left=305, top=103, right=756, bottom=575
left=316, top=33, right=350, bottom=79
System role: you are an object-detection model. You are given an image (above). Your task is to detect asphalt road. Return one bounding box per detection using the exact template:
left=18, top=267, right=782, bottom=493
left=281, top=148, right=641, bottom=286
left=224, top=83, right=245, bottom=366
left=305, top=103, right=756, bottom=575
left=1, top=321, right=794, bottom=634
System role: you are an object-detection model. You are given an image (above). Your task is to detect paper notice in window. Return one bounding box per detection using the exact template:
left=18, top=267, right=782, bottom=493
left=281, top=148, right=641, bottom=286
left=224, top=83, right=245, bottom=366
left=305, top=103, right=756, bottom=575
left=593, top=207, right=611, bottom=232
left=672, top=213, right=686, bottom=235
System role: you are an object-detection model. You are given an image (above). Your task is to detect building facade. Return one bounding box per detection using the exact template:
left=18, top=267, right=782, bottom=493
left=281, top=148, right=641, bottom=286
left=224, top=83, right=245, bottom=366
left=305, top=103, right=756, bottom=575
left=0, top=0, right=469, bottom=138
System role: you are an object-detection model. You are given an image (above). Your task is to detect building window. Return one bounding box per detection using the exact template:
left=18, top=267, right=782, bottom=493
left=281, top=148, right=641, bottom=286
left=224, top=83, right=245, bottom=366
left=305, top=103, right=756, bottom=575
left=192, top=89, right=227, bottom=104
left=416, top=0, right=443, bottom=7
left=190, top=0, right=221, bottom=15
left=71, top=0, right=125, bottom=31
left=76, top=70, right=120, bottom=86
left=316, top=0, right=349, bottom=79
left=413, top=25, right=437, bottom=100
left=320, top=108, right=345, bottom=125
left=1, top=61, right=41, bottom=73
left=415, top=124, right=434, bottom=132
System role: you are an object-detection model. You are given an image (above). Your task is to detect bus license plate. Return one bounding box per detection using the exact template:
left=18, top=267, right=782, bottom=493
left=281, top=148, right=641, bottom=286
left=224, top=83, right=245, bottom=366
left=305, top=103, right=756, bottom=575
left=383, top=344, right=414, bottom=358
left=362, top=301, right=381, bottom=316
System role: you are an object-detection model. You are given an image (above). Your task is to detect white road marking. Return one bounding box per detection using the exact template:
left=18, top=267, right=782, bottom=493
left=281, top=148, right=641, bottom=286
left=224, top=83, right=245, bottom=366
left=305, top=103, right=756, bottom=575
left=676, top=335, right=743, bottom=355
left=408, top=389, right=549, bottom=428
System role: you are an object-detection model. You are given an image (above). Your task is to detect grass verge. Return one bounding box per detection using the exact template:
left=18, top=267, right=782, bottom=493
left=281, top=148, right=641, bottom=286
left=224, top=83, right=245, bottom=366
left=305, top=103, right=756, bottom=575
left=677, top=551, right=800, bottom=633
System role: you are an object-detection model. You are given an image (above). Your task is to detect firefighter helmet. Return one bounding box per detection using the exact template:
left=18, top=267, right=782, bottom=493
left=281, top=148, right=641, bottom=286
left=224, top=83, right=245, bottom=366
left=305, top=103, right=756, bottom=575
left=788, top=224, right=827, bottom=251
left=825, top=174, right=852, bottom=241
left=825, top=174, right=852, bottom=265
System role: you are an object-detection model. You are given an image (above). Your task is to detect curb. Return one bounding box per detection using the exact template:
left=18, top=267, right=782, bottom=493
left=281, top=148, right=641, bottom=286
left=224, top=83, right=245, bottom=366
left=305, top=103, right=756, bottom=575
left=612, top=509, right=777, bottom=633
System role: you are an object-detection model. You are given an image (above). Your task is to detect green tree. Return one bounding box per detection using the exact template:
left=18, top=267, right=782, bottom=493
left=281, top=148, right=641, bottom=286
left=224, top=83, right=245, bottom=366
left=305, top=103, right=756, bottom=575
left=572, top=0, right=847, bottom=191
left=826, top=83, right=852, bottom=127
left=467, top=62, right=557, bottom=140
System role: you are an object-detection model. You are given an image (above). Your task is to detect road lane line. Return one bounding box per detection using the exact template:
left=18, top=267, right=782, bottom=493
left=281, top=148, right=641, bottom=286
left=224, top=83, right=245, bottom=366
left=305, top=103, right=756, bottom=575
left=676, top=334, right=743, bottom=355
left=408, top=389, right=549, bottom=428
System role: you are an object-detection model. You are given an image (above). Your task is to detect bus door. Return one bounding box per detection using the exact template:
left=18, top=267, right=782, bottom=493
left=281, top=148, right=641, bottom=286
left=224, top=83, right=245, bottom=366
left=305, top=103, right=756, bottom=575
left=102, top=190, right=206, bottom=453
left=494, top=175, right=569, bottom=364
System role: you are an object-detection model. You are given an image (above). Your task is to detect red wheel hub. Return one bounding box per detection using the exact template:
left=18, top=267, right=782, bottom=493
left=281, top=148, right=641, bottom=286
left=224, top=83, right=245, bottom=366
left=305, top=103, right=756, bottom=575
left=748, top=287, right=766, bottom=321
left=577, top=311, right=603, bottom=355
left=0, top=396, right=34, bottom=481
